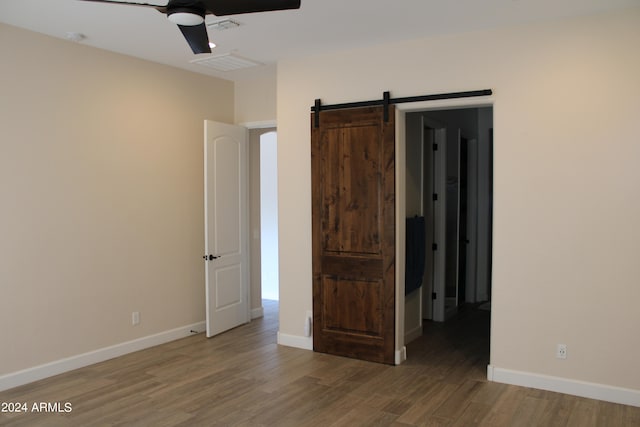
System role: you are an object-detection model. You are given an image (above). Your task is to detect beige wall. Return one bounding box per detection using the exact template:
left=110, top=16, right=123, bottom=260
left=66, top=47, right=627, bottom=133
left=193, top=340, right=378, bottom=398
left=234, top=67, right=277, bottom=125
left=277, top=7, right=640, bottom=391
left=0, top=23, right=233, bottom=375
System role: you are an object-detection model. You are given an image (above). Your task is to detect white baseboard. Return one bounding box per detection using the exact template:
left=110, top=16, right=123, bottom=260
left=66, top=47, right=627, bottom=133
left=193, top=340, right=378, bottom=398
left=0, top=321, right=206, bottom=393
left=251, top=306, right=264, bottom=319
left=404, top=325, right=423, bottom=345
left=395, top=346, right=407, bottom=365
left=277, top=331, right=313, bottom=350
left=488, top=365, right=640, bottom=407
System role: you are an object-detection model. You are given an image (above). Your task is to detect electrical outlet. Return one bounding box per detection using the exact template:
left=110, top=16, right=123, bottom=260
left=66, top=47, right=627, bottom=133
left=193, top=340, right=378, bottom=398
left=132, top=311, right=140, bottom=326
left=556, top=344, right=567, bottom=359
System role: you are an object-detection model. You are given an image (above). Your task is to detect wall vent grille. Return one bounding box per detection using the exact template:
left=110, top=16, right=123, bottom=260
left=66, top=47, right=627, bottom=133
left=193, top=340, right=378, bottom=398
left=207, top=19, right=241, bottom=31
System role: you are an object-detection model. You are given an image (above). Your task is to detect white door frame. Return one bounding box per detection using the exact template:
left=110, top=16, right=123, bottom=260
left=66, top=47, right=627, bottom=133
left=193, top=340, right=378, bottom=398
left=243, top=121, right=278, bottom=315
left=395, top=97, right=494, bottom=359
left=465, top=138, right=479, bottom=304
left=432, top=124, right=448, bottom=322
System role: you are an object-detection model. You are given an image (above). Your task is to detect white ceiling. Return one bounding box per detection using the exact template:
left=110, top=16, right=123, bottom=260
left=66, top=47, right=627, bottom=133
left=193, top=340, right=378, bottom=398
left=0, top=0, right=636, bottom=81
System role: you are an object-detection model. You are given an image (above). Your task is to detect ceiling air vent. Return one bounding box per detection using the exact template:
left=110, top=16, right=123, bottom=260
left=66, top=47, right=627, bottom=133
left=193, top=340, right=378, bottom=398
left=190, top=53, right=262, bottom=72
left=207, top=19, right=241, bottom=31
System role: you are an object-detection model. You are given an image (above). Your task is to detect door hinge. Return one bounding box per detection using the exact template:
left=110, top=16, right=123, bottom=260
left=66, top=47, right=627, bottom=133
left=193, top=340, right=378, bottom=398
left=432, top=193, right=438, bottom=201
left=432, top=292, right=437, bottom=300
left=432, top=243, right=438, bottom=251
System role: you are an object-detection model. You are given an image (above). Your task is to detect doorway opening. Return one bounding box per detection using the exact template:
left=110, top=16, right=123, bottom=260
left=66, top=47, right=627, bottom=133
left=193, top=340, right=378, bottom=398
left=249, top=127, right=279, bottom=324
left=260, top=131, right=279, bottom=302
left=403, top=106, right=493, bottom=362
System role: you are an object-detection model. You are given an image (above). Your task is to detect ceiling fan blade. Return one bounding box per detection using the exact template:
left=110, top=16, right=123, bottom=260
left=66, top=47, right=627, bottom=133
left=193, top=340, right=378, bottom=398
left=78, top=0, right=167, bottom=13
left=178, top=23, right=211, bottom=54
left=201, top=0, right=300, bottom=16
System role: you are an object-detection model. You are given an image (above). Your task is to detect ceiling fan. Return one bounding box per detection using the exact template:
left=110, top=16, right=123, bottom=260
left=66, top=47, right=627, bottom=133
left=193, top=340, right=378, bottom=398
left=79, top=0, right=301, bottom=54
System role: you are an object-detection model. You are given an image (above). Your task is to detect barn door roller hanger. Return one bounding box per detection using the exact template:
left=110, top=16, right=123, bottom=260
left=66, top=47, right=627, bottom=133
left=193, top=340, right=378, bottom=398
left=312, top=89, right=493, bottom=128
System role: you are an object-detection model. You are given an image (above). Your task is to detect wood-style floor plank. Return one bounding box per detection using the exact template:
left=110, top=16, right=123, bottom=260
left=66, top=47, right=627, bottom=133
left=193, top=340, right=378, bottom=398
left=1, top=300, right=639, bottom=426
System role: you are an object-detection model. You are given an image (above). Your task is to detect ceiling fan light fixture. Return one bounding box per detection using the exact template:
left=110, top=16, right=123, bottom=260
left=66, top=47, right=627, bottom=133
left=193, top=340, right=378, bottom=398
left=167, top=10, right=205, bottom=26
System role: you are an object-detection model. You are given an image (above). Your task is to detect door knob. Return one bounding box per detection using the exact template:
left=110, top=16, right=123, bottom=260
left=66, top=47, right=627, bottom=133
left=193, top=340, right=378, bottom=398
left=208, top=255, right=220, bottom=260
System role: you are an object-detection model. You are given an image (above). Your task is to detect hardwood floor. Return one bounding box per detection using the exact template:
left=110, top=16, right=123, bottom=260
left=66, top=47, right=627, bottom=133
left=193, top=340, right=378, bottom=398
left=1, top=300, right=638, bottom=426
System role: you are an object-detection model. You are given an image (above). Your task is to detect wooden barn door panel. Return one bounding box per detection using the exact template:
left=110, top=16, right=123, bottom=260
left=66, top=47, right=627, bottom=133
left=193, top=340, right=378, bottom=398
left=311, top=106, right=395, bottom=364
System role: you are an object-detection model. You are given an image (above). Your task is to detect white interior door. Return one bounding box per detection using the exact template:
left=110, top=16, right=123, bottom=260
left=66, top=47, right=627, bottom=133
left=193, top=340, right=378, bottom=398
left=444, top=129, right=461, bottom=318
left=432, top=127, right=447, bottom=322
left=204, top=120, right=249, bottom=337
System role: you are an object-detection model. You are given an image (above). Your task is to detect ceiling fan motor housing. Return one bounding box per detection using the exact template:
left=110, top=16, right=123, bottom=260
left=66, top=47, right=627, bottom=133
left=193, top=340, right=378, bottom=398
left=167, top=6, right=206, bottom=26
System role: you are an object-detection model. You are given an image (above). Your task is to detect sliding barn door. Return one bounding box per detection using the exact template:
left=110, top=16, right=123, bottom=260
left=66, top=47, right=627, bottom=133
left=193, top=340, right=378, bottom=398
left=311, top=106, right=395, bottom=364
